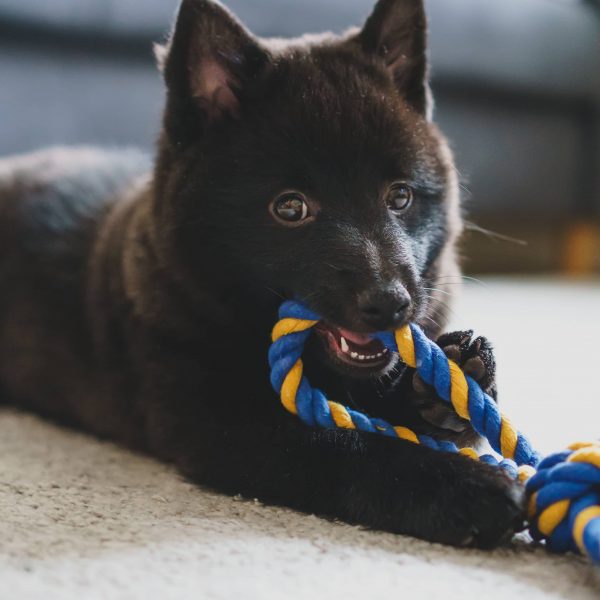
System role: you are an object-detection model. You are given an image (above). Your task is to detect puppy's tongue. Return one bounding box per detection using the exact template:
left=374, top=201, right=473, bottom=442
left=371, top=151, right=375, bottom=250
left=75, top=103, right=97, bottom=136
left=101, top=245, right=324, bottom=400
left=336, top=327, right=373, bottom=345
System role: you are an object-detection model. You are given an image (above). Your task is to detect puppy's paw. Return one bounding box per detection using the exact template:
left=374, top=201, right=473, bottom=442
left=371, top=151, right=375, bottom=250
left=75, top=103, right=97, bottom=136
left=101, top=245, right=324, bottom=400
left=445, top=463, right=525, bottom=549
left=411, top=330, right=497, bottom=441
left=436, top=330, right=497, bottom=398
left=385, top=449, right=526, bottom=548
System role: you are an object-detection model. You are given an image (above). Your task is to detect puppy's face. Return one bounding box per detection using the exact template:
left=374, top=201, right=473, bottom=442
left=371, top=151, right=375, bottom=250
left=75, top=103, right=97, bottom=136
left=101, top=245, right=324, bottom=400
left=157, top=0, right=461, bottom=378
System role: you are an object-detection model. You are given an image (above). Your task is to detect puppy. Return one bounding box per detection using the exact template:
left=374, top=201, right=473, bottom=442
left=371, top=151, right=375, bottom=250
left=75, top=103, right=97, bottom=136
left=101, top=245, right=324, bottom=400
left=0, top=0, right=523, bottom=547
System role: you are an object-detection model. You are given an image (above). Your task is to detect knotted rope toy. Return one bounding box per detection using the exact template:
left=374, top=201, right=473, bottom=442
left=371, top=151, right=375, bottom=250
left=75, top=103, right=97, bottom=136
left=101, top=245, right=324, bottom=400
left=268, top=300, right=600, bottom=564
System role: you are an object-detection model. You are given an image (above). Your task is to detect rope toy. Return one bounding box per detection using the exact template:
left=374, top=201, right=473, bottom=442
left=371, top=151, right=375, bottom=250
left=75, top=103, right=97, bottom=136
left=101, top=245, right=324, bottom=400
left=268, top=300, right=600, bottom=564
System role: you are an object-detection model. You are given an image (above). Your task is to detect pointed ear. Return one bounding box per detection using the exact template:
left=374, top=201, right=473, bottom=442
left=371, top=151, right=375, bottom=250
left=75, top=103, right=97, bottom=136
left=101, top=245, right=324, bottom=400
left=160, top=0, right=270, bottom=141
left=357, top=0, right=431, bottom=119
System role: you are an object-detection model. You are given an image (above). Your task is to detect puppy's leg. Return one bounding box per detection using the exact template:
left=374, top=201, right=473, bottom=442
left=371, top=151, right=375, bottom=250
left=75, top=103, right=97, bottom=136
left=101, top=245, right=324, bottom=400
left=141, top=343, right=522, bottom=548
left=173, top=411, right=524, bottom=549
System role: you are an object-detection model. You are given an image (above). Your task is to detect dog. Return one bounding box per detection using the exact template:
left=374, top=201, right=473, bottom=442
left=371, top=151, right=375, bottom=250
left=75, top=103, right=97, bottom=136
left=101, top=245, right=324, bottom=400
left=0, top=0, right=524, bottom=547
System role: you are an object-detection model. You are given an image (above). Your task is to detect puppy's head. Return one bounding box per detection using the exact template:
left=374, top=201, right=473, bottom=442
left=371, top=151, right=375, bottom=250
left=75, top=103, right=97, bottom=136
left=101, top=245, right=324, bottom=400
left=155, top=0, right=462, bottom=377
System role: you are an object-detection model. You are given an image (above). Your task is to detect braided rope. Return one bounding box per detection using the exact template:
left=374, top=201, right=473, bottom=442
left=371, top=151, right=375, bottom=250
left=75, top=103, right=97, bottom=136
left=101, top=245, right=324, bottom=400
left=268, top=300, right=600, bottom=564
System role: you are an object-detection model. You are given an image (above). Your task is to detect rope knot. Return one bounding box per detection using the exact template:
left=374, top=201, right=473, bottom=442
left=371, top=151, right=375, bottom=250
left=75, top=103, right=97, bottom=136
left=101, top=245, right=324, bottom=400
left=527, top=442, right=600, bottom=560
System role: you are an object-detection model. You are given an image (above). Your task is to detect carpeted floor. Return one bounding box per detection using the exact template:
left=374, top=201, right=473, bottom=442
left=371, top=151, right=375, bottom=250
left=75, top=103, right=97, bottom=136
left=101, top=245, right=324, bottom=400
left=1, top=279, right=600, bottom=599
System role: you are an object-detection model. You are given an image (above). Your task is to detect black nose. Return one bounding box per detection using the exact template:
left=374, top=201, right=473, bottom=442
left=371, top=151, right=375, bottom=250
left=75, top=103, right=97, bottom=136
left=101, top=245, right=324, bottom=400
left=357, top=284, right=412, bottom=330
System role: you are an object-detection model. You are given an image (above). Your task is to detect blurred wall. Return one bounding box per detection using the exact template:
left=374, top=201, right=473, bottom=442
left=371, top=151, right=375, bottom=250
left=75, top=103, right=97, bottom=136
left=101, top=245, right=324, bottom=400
left=1, top=0, right=599, bottom=272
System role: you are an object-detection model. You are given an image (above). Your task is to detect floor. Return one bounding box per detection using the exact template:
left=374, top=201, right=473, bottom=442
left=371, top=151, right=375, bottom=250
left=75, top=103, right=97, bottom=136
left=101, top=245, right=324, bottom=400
left=1, top=279, right=600, bottom=599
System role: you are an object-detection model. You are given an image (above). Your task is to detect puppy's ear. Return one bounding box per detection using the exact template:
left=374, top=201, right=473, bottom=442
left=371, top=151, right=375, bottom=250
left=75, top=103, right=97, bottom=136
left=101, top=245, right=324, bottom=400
left=160, top=0, right=270, bottom=141
left=357, top=0, right=431, bottom=118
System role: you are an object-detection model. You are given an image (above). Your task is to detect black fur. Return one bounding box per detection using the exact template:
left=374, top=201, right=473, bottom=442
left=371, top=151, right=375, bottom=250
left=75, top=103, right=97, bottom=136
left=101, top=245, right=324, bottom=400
left=0, top=0, right=524, bottom=547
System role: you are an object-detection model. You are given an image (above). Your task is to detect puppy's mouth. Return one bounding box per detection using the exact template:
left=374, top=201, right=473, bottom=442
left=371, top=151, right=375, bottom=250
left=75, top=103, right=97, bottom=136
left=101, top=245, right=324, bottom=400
left=314, top=322, right=392, bottom=375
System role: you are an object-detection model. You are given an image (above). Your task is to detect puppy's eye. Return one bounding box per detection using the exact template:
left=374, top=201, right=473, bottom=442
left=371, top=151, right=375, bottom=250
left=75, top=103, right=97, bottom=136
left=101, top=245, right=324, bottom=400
left=386, top=182, right=413, bottom=213
left=271, top=193, right=311, bottom=225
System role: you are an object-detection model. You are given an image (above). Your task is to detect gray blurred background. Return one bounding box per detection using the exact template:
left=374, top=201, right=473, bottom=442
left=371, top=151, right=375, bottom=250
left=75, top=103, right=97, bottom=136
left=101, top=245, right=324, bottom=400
left=1, top=0, right=599, bottom=273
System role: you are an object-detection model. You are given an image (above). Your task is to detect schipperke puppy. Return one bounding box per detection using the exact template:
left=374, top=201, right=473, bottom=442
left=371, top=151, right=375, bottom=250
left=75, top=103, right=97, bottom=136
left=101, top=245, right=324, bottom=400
left=0, top=0, right=524, bottom=547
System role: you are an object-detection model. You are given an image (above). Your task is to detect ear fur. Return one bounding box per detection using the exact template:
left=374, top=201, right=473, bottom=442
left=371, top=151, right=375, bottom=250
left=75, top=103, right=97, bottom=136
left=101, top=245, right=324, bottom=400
left=154, top=42, right=169, bottom=74
left=358, top=0, right=432, bottom=118
left=160, top=0, right=270, bottom=140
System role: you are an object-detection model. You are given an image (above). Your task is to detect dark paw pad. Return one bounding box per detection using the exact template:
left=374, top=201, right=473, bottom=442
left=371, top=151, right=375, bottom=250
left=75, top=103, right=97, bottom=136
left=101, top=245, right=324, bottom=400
left=411, top=330, right=498, bottom=439
left=436, top=330, right=497, bottom=398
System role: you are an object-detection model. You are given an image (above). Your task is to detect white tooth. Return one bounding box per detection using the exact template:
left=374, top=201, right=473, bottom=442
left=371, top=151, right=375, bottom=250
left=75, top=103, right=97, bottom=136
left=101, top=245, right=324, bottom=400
left=358, top=355, right=366, bottom=361
left=376, top=353, right=383, bottom=358
left=351, top=352, right=358, bottom=359
left=382, top=348, right=389, bottom=353
left=340, top=337, right=349, bottom=353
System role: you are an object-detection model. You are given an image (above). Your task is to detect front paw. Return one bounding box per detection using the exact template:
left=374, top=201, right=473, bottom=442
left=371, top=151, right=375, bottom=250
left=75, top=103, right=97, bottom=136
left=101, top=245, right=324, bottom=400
left=412, top=455, right=526, bottom=549
left=442, top=463, right=525, bottom=548
left=411, top=330, right=497, bottom=443
left=436, top=330, right=497, bottom=398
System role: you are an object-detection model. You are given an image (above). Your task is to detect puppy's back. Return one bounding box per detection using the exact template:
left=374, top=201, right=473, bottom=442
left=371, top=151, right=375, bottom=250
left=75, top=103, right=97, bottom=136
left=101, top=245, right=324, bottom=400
left=0, top=147, right=150, bottom=419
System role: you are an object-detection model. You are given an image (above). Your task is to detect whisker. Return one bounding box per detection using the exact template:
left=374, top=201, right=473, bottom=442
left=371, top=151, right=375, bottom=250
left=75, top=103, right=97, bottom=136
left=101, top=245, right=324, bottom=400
left=422, top=287, right=454, bottom=297
left=297, top=291, right=319, bottom=306
left=265, top=287, right=285, bottom=300
left=465, top=221, right=527, bottom=246
left=432, top=303, right=459, bottom=320
left=434, top=275, right=488, bottom=289
left=423, top=291, right=456, bottom=312
left=422, top=315, right=441, bottom=330
left=323, top=262, right=344, bottom=272
left=422, top=292, right=460, bottom=322
left=431, top=281, right=464, bottom=286
left=461, top=275, right=489, bottom=287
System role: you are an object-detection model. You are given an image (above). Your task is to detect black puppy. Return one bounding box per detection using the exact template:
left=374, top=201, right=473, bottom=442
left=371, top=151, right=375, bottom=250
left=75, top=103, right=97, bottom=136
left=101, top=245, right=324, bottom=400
left=0, top=0, right=524, bottom=547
